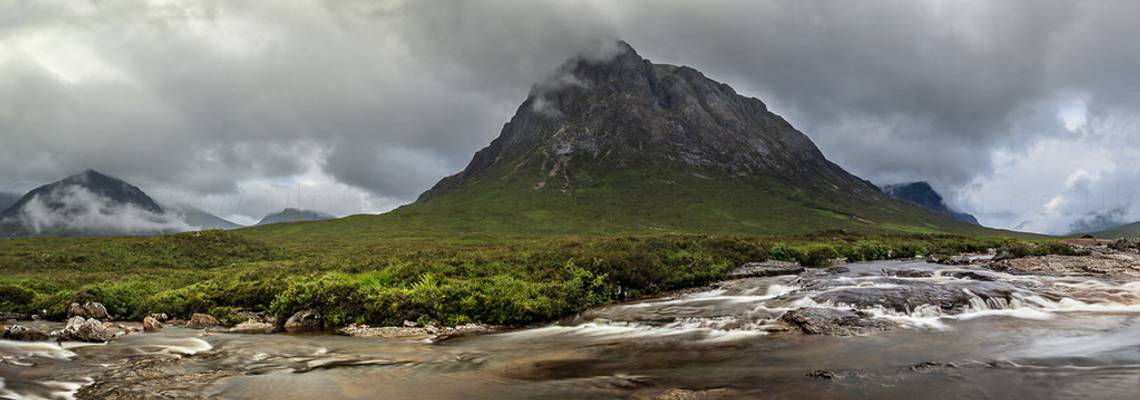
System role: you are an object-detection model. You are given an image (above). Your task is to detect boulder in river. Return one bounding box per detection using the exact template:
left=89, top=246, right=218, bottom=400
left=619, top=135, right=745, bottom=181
left=55, top=316, right=111, bottom=342
left=68, top=302, right=111, bottom=320
left=726, top=261, right=804, bottom=279
left=229, top=319, right=277, bottom=334
left=284, top=310, right=322, bottom=333
left=1109, top=238, right=1138, bottom=251
left=780, top=307, right=894, bottom=336
left=143, top=316, right=163, bottom=332
left=187, top=313, right=222, bottom=329
left=3, top=324, right=50, bottom=341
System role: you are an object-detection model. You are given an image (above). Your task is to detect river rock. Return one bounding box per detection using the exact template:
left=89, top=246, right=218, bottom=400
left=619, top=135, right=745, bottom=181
left=1109, top=238, right=1138, bottom=251
left=229, top=319, right=277, bottom=334
left=887, top=269, right=934, bottom=278
left=3, top=324, right=50, bottom=341
left=143, top=316, right=163, bottom=332
left=284, top=310, right=322, bottom=333
left=927, top=254, right=971, bottom=265
left=989, top=253, right=1140, bottom=278
left=67, top=302, right=111, bottom=320
left=779, top=308, right=894, bottom=336
left=653, top=388, right=729, bottom=400
left=726, top=261, right=804, bottom=279
left=187, top=313, right=222, bottom=329
left=56, top=316, right=111, bottom=342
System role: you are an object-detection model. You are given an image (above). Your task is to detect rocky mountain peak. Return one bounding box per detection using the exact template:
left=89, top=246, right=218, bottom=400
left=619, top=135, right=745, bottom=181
left=418, top=40, right=881, bottom=202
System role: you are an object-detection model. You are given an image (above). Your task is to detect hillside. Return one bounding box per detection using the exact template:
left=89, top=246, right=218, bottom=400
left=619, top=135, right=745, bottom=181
left=1089, top=221, right=1140, bottom=239
left=245, top=42, right=1019, bottom=247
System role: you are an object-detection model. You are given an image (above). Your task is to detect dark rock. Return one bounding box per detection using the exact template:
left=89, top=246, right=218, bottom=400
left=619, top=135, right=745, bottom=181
left=1109, top=238, right=1138, bottom=251
left=806, top=369, right=837, bottom=380
left=811, top=280, right=1018, bottom=313
left=888, top=269, right=934, bottom=278
left=943, top=270, right=999, bottom=282
left=780, top=308, right=895, bottom=336
left=68, top=302, right=110, bottom=320
left=3, top=324, right=50, bottom=341
left=908, top=361, right=958, bottom=373
left=187, top=313, right=221, bottom=329
left=927, top=254, right=971, bottom=265
left=825, top=266, right=850, bottom=274
left=726, top=261, right=804, bottom=279
left=284, top=310, right=322, bottom=333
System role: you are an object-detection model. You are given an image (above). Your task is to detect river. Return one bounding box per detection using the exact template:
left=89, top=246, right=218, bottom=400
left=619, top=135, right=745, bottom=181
left=3, top=258, right=1140, bottom=399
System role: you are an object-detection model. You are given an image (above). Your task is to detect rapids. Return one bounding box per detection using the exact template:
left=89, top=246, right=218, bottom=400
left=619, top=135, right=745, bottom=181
left=3, top=258, right=1140, bottom=399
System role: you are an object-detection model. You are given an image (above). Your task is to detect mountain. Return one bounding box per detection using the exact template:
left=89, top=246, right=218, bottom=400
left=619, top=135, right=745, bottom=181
left=0, top=192, right=19, bottom=212
left=1088, top=220, right=1140, bottom=239
left=0, top=170, right=188, bottom=237
left=881, top=182, right=980, bottom=226
left=164, top=203, right=244, bottom=230
left=343, top=41, right=995, bottom=237
left=256, top=208, right=335, bottom=226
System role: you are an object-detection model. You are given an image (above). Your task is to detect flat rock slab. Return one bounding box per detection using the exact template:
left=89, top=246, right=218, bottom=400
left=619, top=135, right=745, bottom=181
left=726, top=261, right=804, bottom=279
left=989, top=253, right=1140, bottom=279
left=780, top=307, right=895, bottom=336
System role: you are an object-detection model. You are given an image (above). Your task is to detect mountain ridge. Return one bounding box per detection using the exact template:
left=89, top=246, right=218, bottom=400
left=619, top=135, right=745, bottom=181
left=881, top=182, right=980, bottom=226
left=256, top=208, right=335, bottom=226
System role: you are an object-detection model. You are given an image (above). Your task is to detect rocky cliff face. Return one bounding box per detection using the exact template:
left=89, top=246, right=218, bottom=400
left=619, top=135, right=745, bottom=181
left=419, top=41, right=882, bottom=203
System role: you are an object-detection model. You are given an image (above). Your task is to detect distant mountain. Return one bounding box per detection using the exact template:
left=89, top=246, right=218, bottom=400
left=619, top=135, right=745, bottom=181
left=0, top=192, right=19, bottom=212
left=256, top=208, right=335, bottom=226
left=164, top=203, right=244, bottom=230
left=1088, top=220, right=1140, bottom=239
left=881, top=182, right=980, bottom=226
left=0, top=170, right=188, bottom=237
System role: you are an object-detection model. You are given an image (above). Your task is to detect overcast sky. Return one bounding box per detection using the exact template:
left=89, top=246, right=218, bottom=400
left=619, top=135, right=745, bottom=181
left=1, top=0, right=1137, bottom=233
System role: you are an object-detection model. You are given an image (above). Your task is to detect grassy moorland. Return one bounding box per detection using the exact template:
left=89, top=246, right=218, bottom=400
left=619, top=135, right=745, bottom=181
left=0, top=227, right=1072, bottom=328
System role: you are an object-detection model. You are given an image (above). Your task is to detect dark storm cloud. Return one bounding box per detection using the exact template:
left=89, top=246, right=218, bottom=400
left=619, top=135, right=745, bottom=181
left=1, top=0, right=1139, bottom=229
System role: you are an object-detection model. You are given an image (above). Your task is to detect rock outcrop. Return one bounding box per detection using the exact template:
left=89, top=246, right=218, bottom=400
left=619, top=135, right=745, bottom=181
left=3, top=324, right=50, bottom=341
left=68, top=302, right=111, bottom=320
left=284, top=310, right=322, bottom=333
left=780, top=308, right=895, bottom=336
left=187, top=313, right=222, bottom=329
left=55, top=316, right=111, bottom=342
left=726, top=261, right=804, bottom=279
left=143, top=316, right=163, bottom=332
